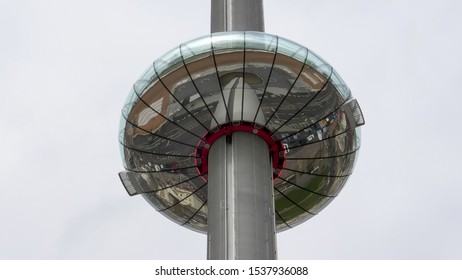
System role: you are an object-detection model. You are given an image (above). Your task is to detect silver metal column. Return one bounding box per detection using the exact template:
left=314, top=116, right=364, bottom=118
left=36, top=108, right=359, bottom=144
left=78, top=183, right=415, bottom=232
left=207, top=75, right=277, bottom=259
left=208, top=1, right=274, bottom=260
left=211, top=0, right=265, bottom=32
left=207, top=132, right=277, bottom=259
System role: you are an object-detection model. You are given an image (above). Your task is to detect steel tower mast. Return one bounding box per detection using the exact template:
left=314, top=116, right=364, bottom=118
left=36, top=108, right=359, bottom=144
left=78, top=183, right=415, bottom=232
left=211, top=0, right=265, bottom=32
left=207, top=0, right=276, bottom=259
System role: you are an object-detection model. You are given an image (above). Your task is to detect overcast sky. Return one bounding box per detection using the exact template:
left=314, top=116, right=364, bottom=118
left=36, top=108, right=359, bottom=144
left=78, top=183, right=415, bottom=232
left=1, top=0, right=461, bottom=259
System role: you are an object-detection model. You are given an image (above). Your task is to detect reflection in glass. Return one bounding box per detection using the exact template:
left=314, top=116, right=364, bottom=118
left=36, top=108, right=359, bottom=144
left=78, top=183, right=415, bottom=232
left=119, top=31, right=364, bottom=233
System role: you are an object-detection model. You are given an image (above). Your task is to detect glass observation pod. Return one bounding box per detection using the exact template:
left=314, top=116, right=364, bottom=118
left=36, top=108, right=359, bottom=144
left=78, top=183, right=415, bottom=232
left=118, top=31, right=365, bottom=233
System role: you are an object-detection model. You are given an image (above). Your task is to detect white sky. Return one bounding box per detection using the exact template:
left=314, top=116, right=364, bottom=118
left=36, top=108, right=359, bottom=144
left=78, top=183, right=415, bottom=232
left=1, top=0, right=461, bottom=259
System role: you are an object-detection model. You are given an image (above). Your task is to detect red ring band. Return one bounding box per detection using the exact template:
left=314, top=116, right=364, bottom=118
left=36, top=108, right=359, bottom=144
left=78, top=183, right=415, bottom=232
left=194, top=121, right=286, bottom=182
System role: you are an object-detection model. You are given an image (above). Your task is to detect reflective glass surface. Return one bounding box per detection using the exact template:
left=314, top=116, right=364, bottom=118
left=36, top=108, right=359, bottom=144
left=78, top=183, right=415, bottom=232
left=119, top=31, right=365, bottom=233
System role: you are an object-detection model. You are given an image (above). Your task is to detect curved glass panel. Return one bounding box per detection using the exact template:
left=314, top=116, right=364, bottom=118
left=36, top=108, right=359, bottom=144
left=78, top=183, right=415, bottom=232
left=274, top=187, right=314, bottom=229
left=142, top=182, right=208, bottom=233
left=156, top=65, right=211, bottom=134
left=154, top=46, right=184, bottom=76
left=134, top=78, right=157, bottom=99
left=122, top=86, right=140, bottom=113
left=243, top=33, right=278, bottom=115
left=140, top=64, right=156, bottom=82
left=181, top=35, right=212, bottom=62
left=180, top=42, right=223, bottom=127
left=277, top=168, right=350, bottom=197
left=277, top=37, right=308, bottom=63
left=260, top=49, right=308, bottom=130
left=122, top=105, right=199, bottom=147
left=330, top=68, right=351, bottom=100
left=306, top=50, right=332, bottom=78
left=119, top=86, right=142, bottom=142
left=212, top=32, right=245, bottom=53
left=119, top=31, right=364, bottom=233
left=280, top=185, right=335, bottom=215
left=284, top=151, right=358, bottom=177
left=286, top=128, right=359, bottom=160
left=245, top=31, right=278, bottom=52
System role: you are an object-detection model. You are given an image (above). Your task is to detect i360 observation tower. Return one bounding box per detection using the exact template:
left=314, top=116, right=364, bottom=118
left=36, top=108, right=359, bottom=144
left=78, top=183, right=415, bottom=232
left=118, top=0, right=365, bottom=260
